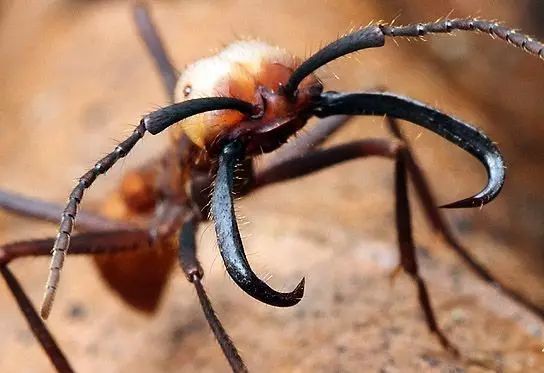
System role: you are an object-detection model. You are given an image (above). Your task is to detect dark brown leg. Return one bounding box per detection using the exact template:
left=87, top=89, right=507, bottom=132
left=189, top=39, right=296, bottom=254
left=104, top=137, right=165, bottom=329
left=387, top=120, right=544, bottom=320
left=130, top=0, right=193, bottom=238
left=262, top=115, right=352, bottom=170
left=1, top=265, right=73, bottom=373
left=132, top=1, right=179, bottom=102
left=148, top=201, right=186, bottom=241
left=253, top=138, right=396, bottom=188
left=178, top=213, right=247, bottom=373
left=1, top=230, right=149, bottom=263
left=256, top=138, right=456, bottom=350
left=252, top=131, right=544, bottom=350
left=0, top=229, right=150, bottom=372
left=393, top=142, right=458, bottom=355
left=385, top=117, right=457, bottom=353
left=0, top=189, right=132, bottom=231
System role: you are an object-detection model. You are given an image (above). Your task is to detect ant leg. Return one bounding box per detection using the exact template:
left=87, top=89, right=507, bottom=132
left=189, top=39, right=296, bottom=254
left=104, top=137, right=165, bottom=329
left=391, top=132, right=458, bottom=354
left=254, top=139, right=459, bottom=352
left=253, top=138, right=396, bottom=188
left=0, top=189, right=131, bottom=231
left=1, top=230, right=149, bottom=263
left=148, top=201, right=185, bottom=241
left=264, top=115, right=352, bottom=169
left=178, top=212, right=248, bottom=373
left=132, top=1, right=179, bottom=102
left=0, top=229, right=149, bottom=373
left=252, top=134, right=544, bottom=328
left=1, top=265, right=73, bottom=373
left=387, top=121, right=544, bottom=320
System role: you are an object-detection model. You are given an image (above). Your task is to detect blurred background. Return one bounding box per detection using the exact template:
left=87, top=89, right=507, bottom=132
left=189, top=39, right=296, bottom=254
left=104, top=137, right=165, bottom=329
left=0, top=0, right=543, bottom=371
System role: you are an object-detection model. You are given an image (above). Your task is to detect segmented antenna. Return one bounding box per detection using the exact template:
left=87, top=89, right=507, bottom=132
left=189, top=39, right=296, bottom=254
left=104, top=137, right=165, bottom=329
left=380, top=18, right=544, bottom=59
left=284, top=18, right=543, bottom=96
left=282, top=26, right=385, bottom=96
left=40, top=97, right=257, bottom=319
left=40, top=121, right=147, bottom=319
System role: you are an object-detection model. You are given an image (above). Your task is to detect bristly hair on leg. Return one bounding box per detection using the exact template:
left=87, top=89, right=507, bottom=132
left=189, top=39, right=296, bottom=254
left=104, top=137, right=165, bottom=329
left=178, top=213, right=248, bottom=372
left=192, top=278, right=248, bottom=373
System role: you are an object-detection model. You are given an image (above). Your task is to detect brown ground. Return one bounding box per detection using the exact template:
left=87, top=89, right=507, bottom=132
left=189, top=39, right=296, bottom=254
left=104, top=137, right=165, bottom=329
left=0, top=1, right=543, bottom=372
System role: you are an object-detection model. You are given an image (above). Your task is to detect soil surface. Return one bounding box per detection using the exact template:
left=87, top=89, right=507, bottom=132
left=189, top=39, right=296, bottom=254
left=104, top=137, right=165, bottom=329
left=1, top=1, right=543, bottom=372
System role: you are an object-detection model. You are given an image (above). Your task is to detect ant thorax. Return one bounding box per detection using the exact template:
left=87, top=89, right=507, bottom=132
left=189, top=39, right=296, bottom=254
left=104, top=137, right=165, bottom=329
left=171, top=40, right=321, bottom=153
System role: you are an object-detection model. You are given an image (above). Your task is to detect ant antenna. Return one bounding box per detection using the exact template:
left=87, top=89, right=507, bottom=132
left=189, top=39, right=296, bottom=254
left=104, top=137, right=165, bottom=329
left=41, top=97, right=257, bottom=319
left=284, top=18, right=543, bottom=98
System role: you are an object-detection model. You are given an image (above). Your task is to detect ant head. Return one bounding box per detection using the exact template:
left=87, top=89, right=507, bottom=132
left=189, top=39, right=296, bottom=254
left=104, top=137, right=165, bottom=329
left=171, top=40, right=323, bottom=155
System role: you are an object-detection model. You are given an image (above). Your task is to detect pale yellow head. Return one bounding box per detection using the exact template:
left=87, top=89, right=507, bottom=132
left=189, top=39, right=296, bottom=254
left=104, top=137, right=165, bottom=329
left=171, top=40, right=320, bottom=150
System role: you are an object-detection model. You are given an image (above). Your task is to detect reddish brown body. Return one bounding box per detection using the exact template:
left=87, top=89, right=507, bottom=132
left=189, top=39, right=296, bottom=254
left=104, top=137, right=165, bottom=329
left=95, top=87, right=321, bottom=313
left=94, top=166, right=177, bottom=312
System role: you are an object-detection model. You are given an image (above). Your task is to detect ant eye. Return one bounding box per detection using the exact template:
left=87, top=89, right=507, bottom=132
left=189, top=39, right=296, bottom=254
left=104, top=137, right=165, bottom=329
left=183, top=85, right=192, bottom=97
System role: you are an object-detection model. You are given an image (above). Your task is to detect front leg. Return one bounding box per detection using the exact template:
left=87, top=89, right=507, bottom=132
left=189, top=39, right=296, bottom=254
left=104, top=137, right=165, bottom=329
left=254, top=137, right=459, bottom=351
left=0, top=189, right=131, bottom=231
left=261, top=115, right=352, bottom=170
left=252, top=133, right=544, bottom=353
left=1, top=266, right=73, bottom=373
left=1, top=229, right=150, bottom=372
left=389, top=118, right=458, bottom=354
left=178, top=212, right=248, bottom=372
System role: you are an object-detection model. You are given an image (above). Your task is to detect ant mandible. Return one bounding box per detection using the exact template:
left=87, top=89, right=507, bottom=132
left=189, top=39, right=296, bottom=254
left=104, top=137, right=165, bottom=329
left=1, top=2, right=543, bottom=372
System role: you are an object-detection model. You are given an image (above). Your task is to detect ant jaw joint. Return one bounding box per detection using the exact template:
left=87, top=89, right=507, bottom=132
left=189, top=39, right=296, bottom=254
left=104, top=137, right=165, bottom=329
left=187, top=269, right=203, bottom=283
left=276, top=82, right=298, bottom=100
left=249, top=103, right=265, bottom=120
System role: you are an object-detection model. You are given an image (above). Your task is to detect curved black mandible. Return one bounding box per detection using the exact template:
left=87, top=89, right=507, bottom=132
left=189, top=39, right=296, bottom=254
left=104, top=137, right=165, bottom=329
left=211, top=141, right=305, bottom=307
left=314, top=91, right=505, bottom=208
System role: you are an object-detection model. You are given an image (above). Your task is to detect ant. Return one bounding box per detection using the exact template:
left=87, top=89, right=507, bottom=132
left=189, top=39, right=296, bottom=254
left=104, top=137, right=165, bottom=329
left=1, top=2, right=543, bottom=372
